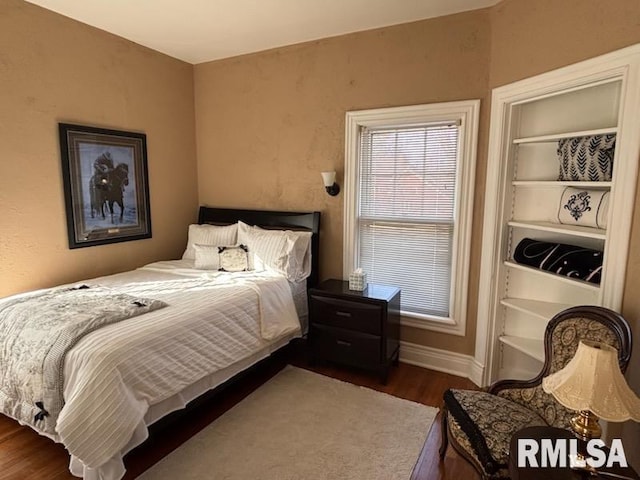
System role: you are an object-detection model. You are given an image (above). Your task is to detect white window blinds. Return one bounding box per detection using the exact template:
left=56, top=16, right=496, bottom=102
left=357, top=123, right=459, bottom=318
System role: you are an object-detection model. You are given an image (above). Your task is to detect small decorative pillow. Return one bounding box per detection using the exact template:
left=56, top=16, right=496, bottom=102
left=557, top=134, right=616, bottom=181
left=557, top=187, right=609, bottom=229
left=193, top=244, right=221, bottom=270
left=218, top=245, right=249, bottom=272
left=182, top=223, right=238, bottom=260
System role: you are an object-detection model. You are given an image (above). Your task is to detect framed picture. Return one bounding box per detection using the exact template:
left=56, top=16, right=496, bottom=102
left=58, top=123, right=152, bottom=248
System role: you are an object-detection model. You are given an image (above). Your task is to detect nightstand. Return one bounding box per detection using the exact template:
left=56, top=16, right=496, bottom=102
left=308, top=279, right=400, bottom=383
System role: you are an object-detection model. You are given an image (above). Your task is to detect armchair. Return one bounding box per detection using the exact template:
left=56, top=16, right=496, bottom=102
left=439, top=306, right=632, bottom=479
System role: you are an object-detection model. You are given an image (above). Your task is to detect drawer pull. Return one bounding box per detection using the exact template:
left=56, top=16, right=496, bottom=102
left=336, top=340, right=352, bottom=347
left=336, top=311, right=352, bottom=318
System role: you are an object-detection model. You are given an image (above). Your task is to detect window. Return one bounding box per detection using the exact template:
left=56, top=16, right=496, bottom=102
left=344, top=101, right=479, bottom=335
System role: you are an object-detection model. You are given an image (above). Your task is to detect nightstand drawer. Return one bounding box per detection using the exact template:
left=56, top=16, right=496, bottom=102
left=309, top=296, right=382, bottom=335
left=310, top=324, right=381, bottom=367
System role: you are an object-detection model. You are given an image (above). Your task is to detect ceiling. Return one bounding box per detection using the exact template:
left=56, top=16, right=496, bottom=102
left=26, top=0, right=500, bottom=64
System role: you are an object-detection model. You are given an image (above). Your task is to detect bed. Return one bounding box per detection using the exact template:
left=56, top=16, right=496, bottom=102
left=0, top=206, right=321, bottom=480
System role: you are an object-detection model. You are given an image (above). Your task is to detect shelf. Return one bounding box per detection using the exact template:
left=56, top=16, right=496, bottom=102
left=513, top=127, right=617, bottom=144
left=500, top=298, right=573, bottom=321
left=508, top=221, right=606, bottom=240
left=498, top=365, right=540, bottom=381
left=512, top=180, right=612, bottom=188
left=504, top=261, right=601, bottom=291
left=499, top=335, right=545, bottom=362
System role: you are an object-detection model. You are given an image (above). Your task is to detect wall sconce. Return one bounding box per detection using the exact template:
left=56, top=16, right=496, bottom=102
left=321, top=171, right=340, bottom=196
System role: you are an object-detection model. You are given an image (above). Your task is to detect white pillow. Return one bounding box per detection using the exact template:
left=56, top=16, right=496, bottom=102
left=237, top=221, right=312, bottom=281
left=284, top=230, right=312, bottom=282
left=182, top=223, right=237, bottom=260
left=237, top=221, right=287, bottom=272
left=193, top=244, right=221, bottom=270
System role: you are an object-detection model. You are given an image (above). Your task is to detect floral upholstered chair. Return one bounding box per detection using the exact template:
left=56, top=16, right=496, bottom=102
left=439, top=306, right=632, bottom=479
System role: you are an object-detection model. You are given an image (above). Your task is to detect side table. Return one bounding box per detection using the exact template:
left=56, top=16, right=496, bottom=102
left=308, top=279, right=400, bottom=383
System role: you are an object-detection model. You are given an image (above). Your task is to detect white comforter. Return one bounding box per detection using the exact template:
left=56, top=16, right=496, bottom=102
left=8, top=261, right=301, bottom=479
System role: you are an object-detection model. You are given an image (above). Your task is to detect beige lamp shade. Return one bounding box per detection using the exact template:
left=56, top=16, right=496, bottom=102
left=542, top=340, right=640, bottom=422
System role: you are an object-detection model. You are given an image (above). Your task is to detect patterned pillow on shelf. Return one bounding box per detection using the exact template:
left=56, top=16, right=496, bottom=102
left=513, top=238, right=603, bottom=284
left=557, top=187, right=609, bottom=229
left=557, top=134, right=616, bottom=181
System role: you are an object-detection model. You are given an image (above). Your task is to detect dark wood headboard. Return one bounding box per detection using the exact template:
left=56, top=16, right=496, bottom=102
left=197, top=206, right=321, bottom=288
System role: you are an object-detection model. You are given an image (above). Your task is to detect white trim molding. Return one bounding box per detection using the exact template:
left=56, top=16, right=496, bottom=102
left=344, top=100, right=480, bottom=336
left=400, top=341, right=484, bottom=387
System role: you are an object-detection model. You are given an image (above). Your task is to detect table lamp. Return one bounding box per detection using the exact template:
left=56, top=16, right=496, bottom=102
left=542, top=340, right=640, bottom=447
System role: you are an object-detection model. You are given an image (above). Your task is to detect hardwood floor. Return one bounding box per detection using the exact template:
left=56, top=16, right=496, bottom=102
left=0, top=344, right=479, bottom=479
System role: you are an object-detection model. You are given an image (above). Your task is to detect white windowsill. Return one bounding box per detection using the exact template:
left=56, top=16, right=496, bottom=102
left=400, top=311, right=464, bottom=335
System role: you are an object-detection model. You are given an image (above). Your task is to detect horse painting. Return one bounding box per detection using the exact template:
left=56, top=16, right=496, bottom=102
left=88, top=153, right=130, bottom=223
left=89, top=153, right=113, bottom=219
left=104, top=163, right=129, bottom=222
left=89, top=171, right=110, bottom=219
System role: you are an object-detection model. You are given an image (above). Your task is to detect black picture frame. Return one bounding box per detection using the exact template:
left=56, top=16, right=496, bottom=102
left=58, top=123, right=152, bottom=249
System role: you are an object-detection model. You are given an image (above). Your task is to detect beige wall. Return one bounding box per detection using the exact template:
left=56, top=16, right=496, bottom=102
left=194, top=10, right=492, bottom=355
left=194, top=0, right=640, bottom=359
left=0, top=0, right=198, bottom=298
left=489, top=0, right=640, bottom=88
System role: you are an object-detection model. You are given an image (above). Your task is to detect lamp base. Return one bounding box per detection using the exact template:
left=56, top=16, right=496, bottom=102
left=569, top=453, right=594, bottom=470
left=570, top=410, right=602, bottom=442
left=568, top=410, right=601, bottom=472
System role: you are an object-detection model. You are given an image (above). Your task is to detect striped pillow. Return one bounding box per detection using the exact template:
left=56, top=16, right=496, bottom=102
left=238, top=221, right=288, bottom=272
left=182, top=223, right=238, bottom=260
left=193, top=244, right=221, bottom=270
left=237, top=221, right=312, bottom=281
left=284, top=230, right=312, bottom=282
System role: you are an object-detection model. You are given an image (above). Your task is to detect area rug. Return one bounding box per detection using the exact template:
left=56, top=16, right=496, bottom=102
left=139, top=365, right=437, bottom=479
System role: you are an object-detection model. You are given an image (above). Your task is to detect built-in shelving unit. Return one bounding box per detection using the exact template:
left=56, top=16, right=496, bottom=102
left=499, top=78, right=618, bottom=379
left=475, top=45, right=640, bottom=386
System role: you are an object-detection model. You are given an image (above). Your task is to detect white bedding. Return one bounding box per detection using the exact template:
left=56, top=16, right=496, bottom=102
left=4, top=260, right=303, bottom=480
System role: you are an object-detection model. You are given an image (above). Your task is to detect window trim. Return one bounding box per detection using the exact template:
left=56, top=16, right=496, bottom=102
left=344, top=100, right=480, bottom=336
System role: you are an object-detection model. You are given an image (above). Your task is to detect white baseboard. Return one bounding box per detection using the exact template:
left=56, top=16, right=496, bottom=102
left=399, top=341, right=484, bottom=386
